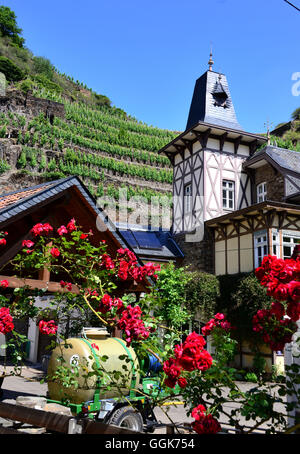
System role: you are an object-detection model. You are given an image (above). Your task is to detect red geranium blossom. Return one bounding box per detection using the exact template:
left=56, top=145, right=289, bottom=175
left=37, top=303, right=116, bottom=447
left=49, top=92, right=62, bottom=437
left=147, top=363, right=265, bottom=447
left=50, top=247, right=60, bottom=258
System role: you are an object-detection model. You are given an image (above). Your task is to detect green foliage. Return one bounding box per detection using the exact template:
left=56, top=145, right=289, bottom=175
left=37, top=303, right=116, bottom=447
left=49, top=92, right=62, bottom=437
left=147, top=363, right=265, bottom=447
left=0, top=6, right=24, bottom=47
left=152, top=263, right=193, bottom=328
left=0, top=56, right=25, bottom=81
left=185, top=271, right=220, bottom=320
left=0, top=159, right=10, bottom=174
left=32, top=56, right=54, bottom=79
left=216, top=272, right=272, bottom=340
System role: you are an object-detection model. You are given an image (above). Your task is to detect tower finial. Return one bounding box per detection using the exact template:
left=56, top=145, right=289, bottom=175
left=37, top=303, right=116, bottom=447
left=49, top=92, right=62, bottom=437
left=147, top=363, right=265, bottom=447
left=208, top=47, right=214, bottom=71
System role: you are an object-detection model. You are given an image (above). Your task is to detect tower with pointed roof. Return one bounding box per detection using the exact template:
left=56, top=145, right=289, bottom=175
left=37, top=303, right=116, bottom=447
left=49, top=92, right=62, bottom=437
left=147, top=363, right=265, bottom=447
left=160, top=54, right=267, bottom=239
left=186, top=55, right=242, bottom=131
left=158, top=54, right=267, bottom=271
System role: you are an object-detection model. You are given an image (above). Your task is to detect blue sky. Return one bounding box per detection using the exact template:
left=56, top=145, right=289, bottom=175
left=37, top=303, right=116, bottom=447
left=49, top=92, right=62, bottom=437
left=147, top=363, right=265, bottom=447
left=2, top=0, right=300, bottom=133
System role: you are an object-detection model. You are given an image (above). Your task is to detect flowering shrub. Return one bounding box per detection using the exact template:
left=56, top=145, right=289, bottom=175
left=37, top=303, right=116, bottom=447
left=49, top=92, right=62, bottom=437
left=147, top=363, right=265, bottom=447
left=1, top=225, right=300, bottom=435
left=253, top=255, right=300, bottom=351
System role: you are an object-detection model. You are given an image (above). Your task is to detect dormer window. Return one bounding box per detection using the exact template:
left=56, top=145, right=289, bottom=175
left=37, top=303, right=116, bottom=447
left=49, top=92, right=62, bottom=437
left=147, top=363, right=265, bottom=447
left=222, top=180, right=235, bottom=210
left=257, top=182, right=267, bottom=203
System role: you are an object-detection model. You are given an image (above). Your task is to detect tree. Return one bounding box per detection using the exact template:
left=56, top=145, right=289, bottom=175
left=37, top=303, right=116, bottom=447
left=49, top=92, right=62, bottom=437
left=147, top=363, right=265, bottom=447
left=291, top=107, right=300, bottom=121
left=0, top=6, right=25, bottom=47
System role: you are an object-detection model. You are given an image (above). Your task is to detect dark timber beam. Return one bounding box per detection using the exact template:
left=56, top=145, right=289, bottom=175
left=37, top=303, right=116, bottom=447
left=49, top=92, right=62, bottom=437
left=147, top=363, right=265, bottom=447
left=219, top=132, right=228, bottom=152
left=234, top=135, right=243, bottom=154
left=249, top=139, right=259, bottom=156
left=193, top=128, right=212, bottom=149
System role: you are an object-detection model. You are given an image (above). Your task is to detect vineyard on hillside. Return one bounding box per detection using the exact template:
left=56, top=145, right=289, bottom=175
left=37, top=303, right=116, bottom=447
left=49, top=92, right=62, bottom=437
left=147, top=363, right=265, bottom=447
left=0, top=89, right=177, bottom=224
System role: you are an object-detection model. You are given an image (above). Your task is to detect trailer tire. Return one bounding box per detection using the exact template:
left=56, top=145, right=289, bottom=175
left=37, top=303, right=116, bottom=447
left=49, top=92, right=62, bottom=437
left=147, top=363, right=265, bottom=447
left=107, top=406, right=144, bottom=432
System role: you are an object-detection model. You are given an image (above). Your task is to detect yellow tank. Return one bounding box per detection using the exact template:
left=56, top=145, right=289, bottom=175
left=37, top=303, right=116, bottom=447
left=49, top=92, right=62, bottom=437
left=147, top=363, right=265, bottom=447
left=47, top=328, right=140, bottom=405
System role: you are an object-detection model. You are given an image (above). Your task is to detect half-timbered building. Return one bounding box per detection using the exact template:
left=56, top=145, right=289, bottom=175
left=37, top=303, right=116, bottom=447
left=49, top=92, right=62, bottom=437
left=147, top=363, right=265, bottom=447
left=159, top=56, right=300, bottom=276
left=158, top=55, right=300, bottom=372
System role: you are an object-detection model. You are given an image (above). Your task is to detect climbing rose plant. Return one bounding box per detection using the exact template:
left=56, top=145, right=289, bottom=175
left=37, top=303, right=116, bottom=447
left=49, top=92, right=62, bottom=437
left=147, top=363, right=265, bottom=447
left=1, top=226, right=300, bottom=434
left=253, top=255, right=300, bottom=351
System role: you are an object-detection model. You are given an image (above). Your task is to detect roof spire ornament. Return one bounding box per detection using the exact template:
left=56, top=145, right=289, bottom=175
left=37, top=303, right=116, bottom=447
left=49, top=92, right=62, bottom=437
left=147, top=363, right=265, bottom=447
left=208, top=48, right=214, bottom=71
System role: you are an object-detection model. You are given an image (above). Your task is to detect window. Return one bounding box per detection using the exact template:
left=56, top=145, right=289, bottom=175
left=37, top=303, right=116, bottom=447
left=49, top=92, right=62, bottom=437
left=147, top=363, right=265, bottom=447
left=254, top=231, right=268, bottom=268
left=257, top=182, right=267, bottom=203
left=222, top=180, right=235, bottom=210
left=184, top=183, right=192, bottom=213
left=282, top=231, right=300, bottom=259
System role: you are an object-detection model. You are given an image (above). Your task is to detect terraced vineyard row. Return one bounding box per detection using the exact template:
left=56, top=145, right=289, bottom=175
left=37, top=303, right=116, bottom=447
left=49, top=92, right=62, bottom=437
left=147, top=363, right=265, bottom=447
left=0, top=100, right=175, bottom=208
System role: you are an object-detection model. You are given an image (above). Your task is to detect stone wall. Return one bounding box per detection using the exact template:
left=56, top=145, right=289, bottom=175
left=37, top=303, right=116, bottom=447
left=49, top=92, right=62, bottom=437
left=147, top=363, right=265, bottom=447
left=0, top=89, right=65, bottom=120
left=255, top=163, right=285, bottom=202
left=174, top=226, right=214, bottom=274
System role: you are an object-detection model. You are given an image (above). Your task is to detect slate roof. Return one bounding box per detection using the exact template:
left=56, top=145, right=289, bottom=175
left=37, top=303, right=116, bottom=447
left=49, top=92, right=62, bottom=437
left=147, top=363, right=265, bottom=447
left=186, top=70, right=243, bottom=131
left=244, top=145, right=300, bottom=176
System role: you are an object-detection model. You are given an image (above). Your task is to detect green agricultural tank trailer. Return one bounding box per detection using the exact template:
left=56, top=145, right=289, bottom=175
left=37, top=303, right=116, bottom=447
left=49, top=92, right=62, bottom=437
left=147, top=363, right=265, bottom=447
left=46, top=327, right=181, bottom=432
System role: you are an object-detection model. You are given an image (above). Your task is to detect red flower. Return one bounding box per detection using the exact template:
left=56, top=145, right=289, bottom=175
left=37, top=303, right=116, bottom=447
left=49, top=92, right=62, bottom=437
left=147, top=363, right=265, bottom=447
left=0, top=307, right=14, bottom=334
left=117, top=305, right=151, bottom=346
left=192, top=413, right=221, bottom=435
left=177, top=377, right=187, bottom=388
left=270, top=301, right=285, bottom=320
left=191, top=404, right=221, bottom=434
left=98, top=294, right=113, bottom=314
left=57, top=225, right=68, bottom=236
left=0, top=238, right=6, bottom=246
left=101, top=253, right=115, bottom=270
left=22, top=240, right=34, bottom=248
left=287, top=301, right=300, bottom=322
left=0, top=280, right=9, bottom=288
left=67, top=218, right=77, bottom=232
left=191, top=404, right=206, bottom=421
left=50, top=247, right=60, bottom=258
left=288, top=281, right=300, bottom=302
left=38, top=320, right=57, bottom=335
left=80, top=233, right=88, bottom=240
left=31, top=222, right=53, bottom=237
left=273, top=283, right=289, bottom=301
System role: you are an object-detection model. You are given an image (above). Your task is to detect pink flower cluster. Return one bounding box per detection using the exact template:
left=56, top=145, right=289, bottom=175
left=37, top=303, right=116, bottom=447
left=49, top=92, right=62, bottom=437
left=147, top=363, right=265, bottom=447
left=0, top=307, right=14, bottom=335
left=98, top=294, right=124, bottom=314
left=191, top=404, right=221, bottom=435
left=254, top=255, right=300, bottom=350
left=163, top=332, right=213, bottom=389
left=38, top=320, right=58, bottom=335
left=117, top=304, right=151, bottom=346
left=31, top=222, right=53, bottom=237
left=114, top=248, right=160, bottom=282
left=201, top=313, right=232, bottom=337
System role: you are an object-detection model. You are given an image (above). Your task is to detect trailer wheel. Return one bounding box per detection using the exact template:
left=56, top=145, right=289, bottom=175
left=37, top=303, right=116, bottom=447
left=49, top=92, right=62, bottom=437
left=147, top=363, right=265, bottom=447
left=107, top=406, right=144, bottom=432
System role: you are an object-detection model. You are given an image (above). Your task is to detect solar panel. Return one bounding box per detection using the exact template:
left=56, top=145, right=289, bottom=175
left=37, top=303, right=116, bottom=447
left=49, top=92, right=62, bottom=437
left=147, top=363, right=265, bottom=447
left=119, top=230, right=138, bottom=248
left=132, top=231, right=163, bottom=250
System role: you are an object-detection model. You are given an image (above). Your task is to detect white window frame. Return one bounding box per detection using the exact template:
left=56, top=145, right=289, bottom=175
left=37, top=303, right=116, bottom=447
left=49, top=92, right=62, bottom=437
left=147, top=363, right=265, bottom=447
left=184, top=183, right=192, bottom=214
left=222, top=180, right=235, bottom=210
left=282, top=230, right=300, bottom=259
left=254, top=230, right=268, bottom=268
left=272, top=229, right=280, bottom=258
left=257, top=182, right=267, bottom=203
